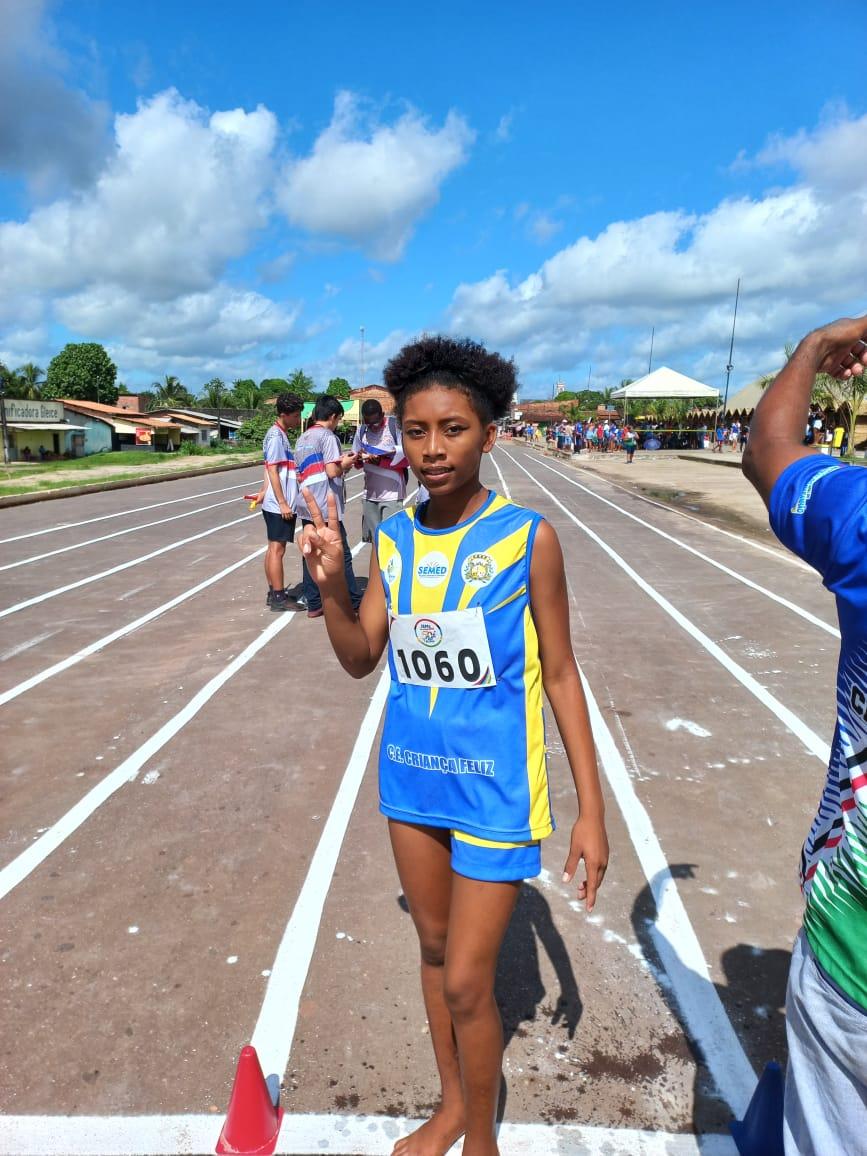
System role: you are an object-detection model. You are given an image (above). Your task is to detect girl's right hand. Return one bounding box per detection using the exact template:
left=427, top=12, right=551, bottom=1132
left=297, top=488, right=345, bottom=588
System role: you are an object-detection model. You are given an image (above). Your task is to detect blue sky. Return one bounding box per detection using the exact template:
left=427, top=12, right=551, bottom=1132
left=1, top=0, right=866, bottom=400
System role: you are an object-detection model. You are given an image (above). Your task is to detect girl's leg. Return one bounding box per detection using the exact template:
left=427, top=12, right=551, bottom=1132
left=389, top=821, right=466, bottom=1156
left=444, top=875, right=520, bottom=1156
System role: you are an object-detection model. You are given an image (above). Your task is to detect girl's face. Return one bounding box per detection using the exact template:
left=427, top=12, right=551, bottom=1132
left=401, top=385, right=497, bottom=495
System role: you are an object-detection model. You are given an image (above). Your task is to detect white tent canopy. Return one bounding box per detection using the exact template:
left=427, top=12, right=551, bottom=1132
left=611, top=367, right=719, bottom=400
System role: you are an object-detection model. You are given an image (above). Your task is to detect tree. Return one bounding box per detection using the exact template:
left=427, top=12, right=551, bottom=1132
left=116, top=382, right=132, bottom=396
left=556, top=390, right=578, bottom=401
left=286, top=369, right=317, bottom=400
left=199, top=378, right=228, bottom=408
left=150, top=374, right=195, bottom=408
left=230, top=378, right=261, bottom=409
left=327, top=376, right=352, bottom=400
left=137, top=390, right=156, bottom=412
left=44, top=343, right=118, bottom=405
left=14, top=363, right=44, bottom=400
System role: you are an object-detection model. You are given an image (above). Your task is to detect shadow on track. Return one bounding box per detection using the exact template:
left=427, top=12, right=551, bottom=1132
left=631, top=862, right=790, bottom=1134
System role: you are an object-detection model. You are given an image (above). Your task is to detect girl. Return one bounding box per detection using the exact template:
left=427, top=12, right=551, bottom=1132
left=298, top=336, right=608, bottom=1156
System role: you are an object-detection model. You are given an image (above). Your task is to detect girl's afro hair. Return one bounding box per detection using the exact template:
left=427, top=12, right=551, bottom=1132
left=383, top=335, right=517, bottom=422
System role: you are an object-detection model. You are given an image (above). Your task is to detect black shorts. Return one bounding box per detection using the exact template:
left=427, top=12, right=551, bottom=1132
left=262, top=509, right=296, bottom=542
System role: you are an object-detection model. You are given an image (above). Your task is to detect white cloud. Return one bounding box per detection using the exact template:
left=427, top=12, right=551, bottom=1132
left=494, top=113, right=514, bottom=143
left=1, top=89, right=278, bottom=298
left=276, top=91, right=474, bottom=261
left=448, top=113, right=867, bottom=392
left=0, top=0, right=110, bottom=193
left=528, top=212, right=563, bottom=244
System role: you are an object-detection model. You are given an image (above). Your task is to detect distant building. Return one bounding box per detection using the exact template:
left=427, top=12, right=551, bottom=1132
left=553, top=379, right=567, bottom=397
left=61, top=400, right=181, bottom=453
left=115, top=395, right=142, bottom=412
left=2, top=398, right=86, bottom=460
left=350, top=385, right=394, bottom=415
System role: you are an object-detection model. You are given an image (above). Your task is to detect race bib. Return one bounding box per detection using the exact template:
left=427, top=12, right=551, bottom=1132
left=389, top=608, right=496, bottom=689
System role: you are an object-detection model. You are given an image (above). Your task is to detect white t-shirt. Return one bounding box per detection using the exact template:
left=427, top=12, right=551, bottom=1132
left=294, top=425, right=345, bottom=521
left=352, top=417, right=407, bottom=502
left=261, top=422, right=297, bottom=513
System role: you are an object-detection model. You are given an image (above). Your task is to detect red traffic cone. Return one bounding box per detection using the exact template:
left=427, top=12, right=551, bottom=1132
left=216, top=1044, right=283, bottom=1155
left=729, top=1060, right=784, bottom=1156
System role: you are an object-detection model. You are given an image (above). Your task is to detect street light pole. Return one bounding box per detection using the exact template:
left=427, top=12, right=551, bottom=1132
left=360, top=326, right=365, bottom=392
left=720, top=278, right=741, bottom=425
left=0, top=376, right=9, bottom=465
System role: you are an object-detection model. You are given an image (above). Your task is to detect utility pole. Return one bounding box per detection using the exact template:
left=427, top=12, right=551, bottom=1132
left=359, top=326, right=365, bottom=392
left=720, top=278, right=741, bottom=424
left=0, top=373, right=9, bottom=465
left=648, top=327, right=655, bottom=375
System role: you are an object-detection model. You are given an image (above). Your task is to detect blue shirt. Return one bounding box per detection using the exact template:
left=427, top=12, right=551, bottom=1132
left=770, top=454, right=867, bottom=1010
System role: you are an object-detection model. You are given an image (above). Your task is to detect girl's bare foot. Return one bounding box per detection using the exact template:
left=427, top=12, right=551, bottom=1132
left=392, top=1103, right=466, bottom=1156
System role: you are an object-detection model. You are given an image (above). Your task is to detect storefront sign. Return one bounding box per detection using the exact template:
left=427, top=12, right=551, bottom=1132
left=6, top=399, right=63, bottom=422
left=135, top=427, right=152, bottom=445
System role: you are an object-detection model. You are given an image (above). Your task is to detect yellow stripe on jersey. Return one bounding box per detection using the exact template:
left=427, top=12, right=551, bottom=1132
left=455, top=522, right=531, bottom=612
left=524, top=602, right=552, bottom=839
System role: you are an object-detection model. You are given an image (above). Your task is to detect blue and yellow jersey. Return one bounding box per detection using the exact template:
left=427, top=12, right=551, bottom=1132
left=375, top=490, right=553, bottom=844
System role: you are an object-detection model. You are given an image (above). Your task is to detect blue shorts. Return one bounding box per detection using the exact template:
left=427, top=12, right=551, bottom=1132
left=450, top=830, right=541, bottom=882
left=262, top=508, right=296, bottom=542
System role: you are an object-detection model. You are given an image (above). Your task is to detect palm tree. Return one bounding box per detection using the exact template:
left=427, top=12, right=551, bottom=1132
left=199, top=378, right=228, bottom=408
left=14, top=363, right=44, bottom=400
left=151, top=375, right=191, bottom=407
left=230, top=378, right=260, bottom=409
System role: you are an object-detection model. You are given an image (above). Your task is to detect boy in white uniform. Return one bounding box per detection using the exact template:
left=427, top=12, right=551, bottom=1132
left=352, top=398, right=408, bottom=541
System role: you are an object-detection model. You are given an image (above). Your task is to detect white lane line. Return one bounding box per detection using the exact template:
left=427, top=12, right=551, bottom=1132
left=0, top=613, right=295, bottom=902
left=489, top=449, right=512, bottom=499
left=0, top=629, right=63, bottom=662
left=0, top=548, right=264, bottom=706
left=579, top=665, right=756, bottom=1115
left=518, top=443, right=811, bottom=570
left=504, top=450, right=831, bottom=765
left=0, top=473, right=365, bottom=547
left=0, top=479, right=257, bottom=544
left=0, top=1113, right=736, bottom=1154
left=251, top=666, right=390, bottom=1092
left=506, top=450, right=840, bottom=640
left=0, top=513, right=258, bottom=621
left=0, top=539, right=369, bottom=886
left=0, top=496, right=243, bottom=572
left=0, top=498, right=366, bottom=700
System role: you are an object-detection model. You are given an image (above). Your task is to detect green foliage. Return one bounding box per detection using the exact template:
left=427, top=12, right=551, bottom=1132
left=286, top=368, right=317, bottom=400
left=238, top=411, right=273, bottom=445
left=149, top=375, right=196, bottom=408
left=199, top=377, right=228, bottom=407
left=44, top=343, right=118, bottom=405
left=13, top=362, right=45, bottom=399
left=259, top=377, right=289, bottom=398
left=178, top=439, right=208, bottom=455
left=328, top=376, right=352, bottom=399
left=577, top=388, right=605, bottom=408
left=230, top=378, right=261, bottom=409
left=116, top=382, right=131, bottom=396
left=137, top=390, right=155, bottom=412
left=556, top=390, right=578, bottom=401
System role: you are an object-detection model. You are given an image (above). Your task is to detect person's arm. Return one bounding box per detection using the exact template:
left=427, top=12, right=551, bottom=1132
left=265, top=463, right=293, bottom=518
left=297, top=489, right=389, bottom=677
left=529, top=520, right=608, bottom=910
left=323, top=431, right=358, bottom=478
left=743, top=316, right=867, bottom=507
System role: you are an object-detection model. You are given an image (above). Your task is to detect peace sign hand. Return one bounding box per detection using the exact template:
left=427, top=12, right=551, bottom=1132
left=297, top=488, right=344, bottom=588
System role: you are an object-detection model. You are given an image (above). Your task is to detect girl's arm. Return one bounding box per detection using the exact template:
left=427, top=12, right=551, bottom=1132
left=297, top=489, right=389, bottom=678
left=529, top=519, right=608, bottom=911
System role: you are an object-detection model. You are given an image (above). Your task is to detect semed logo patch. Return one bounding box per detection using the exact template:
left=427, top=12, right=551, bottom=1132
left=416, top=551, right=450, bottom=587
left=461, top=552, right=498, bottom=587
